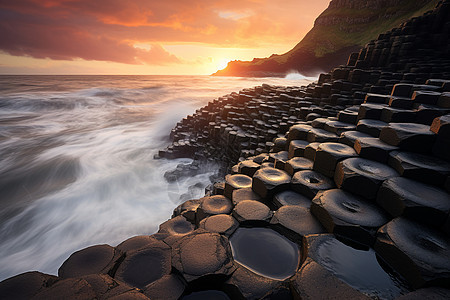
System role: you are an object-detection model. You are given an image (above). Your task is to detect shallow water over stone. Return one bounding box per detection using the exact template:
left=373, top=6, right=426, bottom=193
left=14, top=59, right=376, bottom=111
left=317, top=238, right=409, bottom=299
left=229, top=227, right=300, bottom=280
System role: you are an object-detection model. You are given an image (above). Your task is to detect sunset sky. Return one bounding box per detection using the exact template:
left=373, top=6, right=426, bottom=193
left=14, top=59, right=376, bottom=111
left=0, top=0, right=330, bottom=75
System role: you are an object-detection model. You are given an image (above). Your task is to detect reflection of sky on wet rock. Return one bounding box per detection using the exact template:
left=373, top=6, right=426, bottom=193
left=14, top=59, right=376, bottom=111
left=317, top=238, right=409, bottom=299
left=230, top=227, right=299, bottom=280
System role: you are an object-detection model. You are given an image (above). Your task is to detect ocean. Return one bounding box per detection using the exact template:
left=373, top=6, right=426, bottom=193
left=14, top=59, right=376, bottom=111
left=0, top=74, right=314, bottom=281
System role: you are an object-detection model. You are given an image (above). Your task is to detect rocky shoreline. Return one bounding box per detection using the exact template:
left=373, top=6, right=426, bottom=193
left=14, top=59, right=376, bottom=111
left=1, top=1, right=450, bottom=299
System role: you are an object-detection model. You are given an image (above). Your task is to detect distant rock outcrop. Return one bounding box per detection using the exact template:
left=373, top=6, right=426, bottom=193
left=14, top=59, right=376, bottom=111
left=213, top=0, right=439, bottom=77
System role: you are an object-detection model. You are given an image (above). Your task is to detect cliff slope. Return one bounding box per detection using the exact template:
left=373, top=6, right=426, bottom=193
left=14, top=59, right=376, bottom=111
left=213, top=0, right=439, bottom=77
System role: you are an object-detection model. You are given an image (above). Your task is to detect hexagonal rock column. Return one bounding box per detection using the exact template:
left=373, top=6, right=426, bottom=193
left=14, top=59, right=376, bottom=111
left=252, top=167, right=291, bottom=199
left=224, top=265, right=291, bottom=300
left=313, top=142, right=357, bottom=178
left=58, top=244, right=122, bottom=279
left=339, top=130, right=371, bottom=147
left=0, top=271, right=58, bottom=299
left=307, top=128, right=339, bottom=143
left=311, top=189, right=390, bottom=246
left=285, top=157, right=314, bottom=176
left=431, top=114, right=450, bottom=161
left=32, top=274, right=148, bottom=300
left=271, top=205, right=325, bottom=241
left=288, top=139, right=309, bottom=159
left=376, top=177, right=450, bottom=227
left=375, top=218, right=450, bottom=289
left=224, top=174, right=252, bottom=200
left=114, top=239, right=172, bottom=289
left=387, top=151, right=450, bottom=186
left=292, top=234, right=408, bottom=299
left=287, top=124, right=312, bottom=142
left=158, top=215, right=195, bottom=245
left=199, top=214, right=239, bottom=236
left=232, top=200, right=273, bottom=224
left=304, top=142, right=321, bottom=161
left=172, top=199, right=201, bottom=223
left=237, top=160, right=260, bottom=177
left=196, top=195, right=233, bottom=223
left=231, top=187, right=262, bottom=206
left=334, top=157, right=399, bottom=200
left=143, top=274, right=186, bottom=300
left=171, top=231, right=235, bottom=283
left=379, top=123, right=436, bottom=153
left=273, top=190, right=311, bottom=208
left=354, top=137, right=399, bottom=163
left=356, top=119, right=388, bottom=138
left=292, top=170, right=335, bottom=199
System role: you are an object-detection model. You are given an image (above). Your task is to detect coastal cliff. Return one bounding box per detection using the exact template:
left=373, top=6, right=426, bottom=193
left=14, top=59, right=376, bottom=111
left=213, top=0, right=439, bottom=77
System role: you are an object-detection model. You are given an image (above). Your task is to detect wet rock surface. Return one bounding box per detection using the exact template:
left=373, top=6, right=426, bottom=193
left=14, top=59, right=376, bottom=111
left=3, top=2, right=450, bottom=298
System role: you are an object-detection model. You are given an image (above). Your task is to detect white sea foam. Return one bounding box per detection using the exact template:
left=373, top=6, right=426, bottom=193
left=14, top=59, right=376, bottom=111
left=0, top=75, right=311, bottom=280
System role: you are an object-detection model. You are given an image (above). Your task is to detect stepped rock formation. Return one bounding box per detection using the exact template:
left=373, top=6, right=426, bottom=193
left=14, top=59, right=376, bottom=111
left=213, top=0, right=439, bottom=77
left=1, top=1, right=450, bottom=299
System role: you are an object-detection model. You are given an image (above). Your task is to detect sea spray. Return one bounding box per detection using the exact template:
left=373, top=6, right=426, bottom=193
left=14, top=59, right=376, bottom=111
left=0, top=75, right=313, bottom=280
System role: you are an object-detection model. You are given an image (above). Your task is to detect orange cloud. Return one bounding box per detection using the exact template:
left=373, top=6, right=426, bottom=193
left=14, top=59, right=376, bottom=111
left=0, top=0, right=330, bottom=65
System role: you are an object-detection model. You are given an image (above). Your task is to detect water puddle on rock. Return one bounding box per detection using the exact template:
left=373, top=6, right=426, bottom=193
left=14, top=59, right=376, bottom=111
left=229, top=227, right=299, bottom=280
left=317, top=238, right=410, bottom=299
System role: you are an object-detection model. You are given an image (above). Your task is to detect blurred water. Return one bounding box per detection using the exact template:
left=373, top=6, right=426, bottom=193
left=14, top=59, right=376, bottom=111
left=0, top=75, right=314, bottom=280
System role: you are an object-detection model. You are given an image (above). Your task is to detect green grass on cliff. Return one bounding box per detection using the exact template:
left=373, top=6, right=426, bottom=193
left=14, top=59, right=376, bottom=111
left=271, top=0, right=439, bottom=63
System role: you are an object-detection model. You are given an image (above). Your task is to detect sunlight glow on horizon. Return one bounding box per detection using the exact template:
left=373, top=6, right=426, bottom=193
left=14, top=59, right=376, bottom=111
left=0, top=0, right=331, bottom=75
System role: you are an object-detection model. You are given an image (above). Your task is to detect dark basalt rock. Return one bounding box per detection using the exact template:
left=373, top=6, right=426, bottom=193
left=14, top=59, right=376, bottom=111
left=324, top=120, right=356, bottom=135
left=173, top=199, right=201, bottom=223
left=291, top=258, right=370, bottom=300
left=252, top=167, right=291, bottom=199
left=284, top=156, right=313, bottom=175
left=375, top=218, right=450, bottom=289
left=376, top=177, right=450, bottom=227
left=313, top=142, right=357, bottom=177
left=159, top=215, right=195, bottom=237
left=224, top=174, right=253, bottom=200
left=334, top=157, right=399, bottom=200
left=114, top=239, right=171, bottom=289
left=364, top=93, right=391, bottom=104
left=388, top=151, right=450, bottom=186
left=295, top=234, right=408, bottom=299
left=311, top=189, right=389, bottom=246
left=307, top=128, right=339, bottom=143
left=304, top=142, right=321, bottom=161
left=354, top=137, right=399, bottom=163
left=396, top=287, right=450, bottom=299
left=271, top=205, right=325, bottom=241
left=288, top=139, right=309, bottom=159
left=272, top=190, right=311, bottom=208
left=199, top=214, right=239, bottom=236
left=339, top=130, right=371, bottom=147
left=33, top=274, right=146, bottom=300
left=431, top=114, right=450, bottom=160
left=0, top=271, right=58, bottom=300
left=116, top=235, right=162, bottom=253
left=231, top=187, right=262, bottom=205
left=232, top=200, right=273, bottom=224
left=182, top=290, right=231, bottom=300
left=356, top=119, right=388, bottom=137
left=380, top=107, right=416, bottom=123
left=58, top=244, right=122, bottom=279
left=196, top=195, right=233, bottom=223
left=237, top=160, right=260, bottom=177
left=224, top=264, right=291, bottom=300
left=291, top=170, right=335, bottom=199
left=287, top=124, right=312, bottom=142
left=270, top=151, right=289, bottom=170
left=143, top=274, right=185, bottom=300
left=357, top=103, right=388, bottom=120
left=229, top=227, right=299, bottom=281
left=391, top=83, right=413, bottom=97
left=171, top=231, right=235, bottom=283
left=379, top=123, right=436, bottom=153
left=412, top=90, right=441, bottom=105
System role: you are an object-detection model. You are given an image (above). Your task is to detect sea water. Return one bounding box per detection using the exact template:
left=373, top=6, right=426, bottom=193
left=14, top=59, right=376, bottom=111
left=0, top=75, right=314, bottom=281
